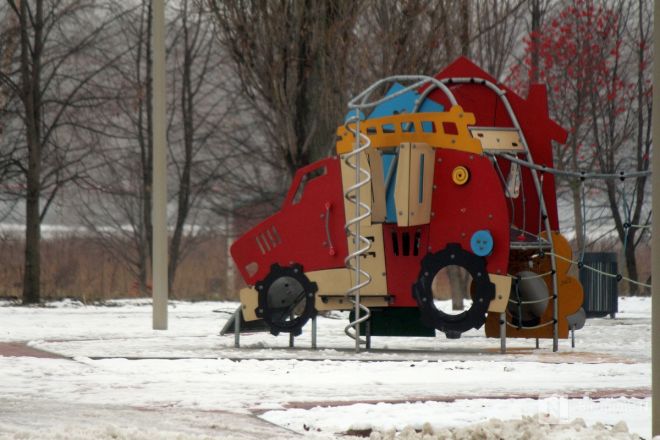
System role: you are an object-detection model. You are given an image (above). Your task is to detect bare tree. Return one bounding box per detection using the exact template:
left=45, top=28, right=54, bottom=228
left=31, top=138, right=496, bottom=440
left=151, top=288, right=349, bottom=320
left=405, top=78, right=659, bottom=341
left=355, top=1, right=455, bottom=79
left=75, top=0, right=238, bottom=297
left=0, top=0, right=125, bottom=303
left=210, top=0, right=359, bottom=179
left=472, top=0, right=527, bottom=80
left=508, top=0, right=651, bottom=293
left=167, top=0, right=237, bottom=290
left=589, top=0, right=652, bottom=294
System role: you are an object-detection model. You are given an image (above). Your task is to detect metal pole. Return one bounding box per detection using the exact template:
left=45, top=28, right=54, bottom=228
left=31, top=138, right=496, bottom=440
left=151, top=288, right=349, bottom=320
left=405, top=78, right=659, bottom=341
left=151, top=0, right=168, bottom=330
left=499, top=312, right=506, bottom=354
left=651, top=2, right=660, bottom=434
left=571, top=325, right=575, bottom=349
left=365, top=320, right=371, bottom=350
left=311, top=315, right=317, bottom=349
left=234, top=309, right=240, bottom=348
left=354, top=113, right=361, bottom=353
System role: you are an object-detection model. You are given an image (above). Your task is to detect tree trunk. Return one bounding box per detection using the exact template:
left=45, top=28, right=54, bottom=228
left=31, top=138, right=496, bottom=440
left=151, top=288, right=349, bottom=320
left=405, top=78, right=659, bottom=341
left=623, top=234, right=640, bottom=296
left=459, top=1, right=470, bottom=57
left=570, top=183, right=584, bottom=253
left=23, top=167, right=41, bottom=304
left=135, top=0, right=153, bottom=293
left=138, top=243, right=149, bottom=296
left=20, top=0, right=44, bottom=304
left=169, top=0, right=194, bottom=293
left=143, top=0, right=154, bottom=268
left=448, top=266, right=469, bottom=311
left=530, top=0, right=541, bottom=84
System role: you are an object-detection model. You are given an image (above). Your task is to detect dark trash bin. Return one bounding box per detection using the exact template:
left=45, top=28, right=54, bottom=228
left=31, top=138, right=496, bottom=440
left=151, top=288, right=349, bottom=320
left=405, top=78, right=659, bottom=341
left=579, top=252, right=618, bottom=318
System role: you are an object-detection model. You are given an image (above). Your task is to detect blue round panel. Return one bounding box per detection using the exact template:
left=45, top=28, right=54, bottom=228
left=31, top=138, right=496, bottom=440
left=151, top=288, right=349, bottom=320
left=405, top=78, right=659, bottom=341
left=470, top=230, right=494, bottom=257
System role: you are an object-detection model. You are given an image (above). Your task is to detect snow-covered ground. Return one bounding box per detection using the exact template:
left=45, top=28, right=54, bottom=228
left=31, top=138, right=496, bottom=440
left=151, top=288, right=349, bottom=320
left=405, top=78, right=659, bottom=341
left=0, top=297, right=653, bottom=439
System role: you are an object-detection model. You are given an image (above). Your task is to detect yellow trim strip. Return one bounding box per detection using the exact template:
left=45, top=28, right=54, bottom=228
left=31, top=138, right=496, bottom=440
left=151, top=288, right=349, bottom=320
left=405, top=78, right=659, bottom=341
left=336, top=105, right=482, bottom=155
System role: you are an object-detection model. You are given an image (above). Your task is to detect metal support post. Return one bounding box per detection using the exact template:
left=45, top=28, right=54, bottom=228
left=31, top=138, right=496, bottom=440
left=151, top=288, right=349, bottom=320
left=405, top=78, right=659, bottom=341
left=289, top=313, right=296, bottom=348
left=365, top=320, right=371, bottom=350
left=535, top=338, right=539, bottom=349
left=571, top=325, right=575, bottom=349
left=311, top=315, right=317, bottom=349
left=354, top=115, right=361, bottom=354
left=499, top=312, right=506, bottom=354
left=234, top=310, right=240, bottom=348
left=151, top=0, right=168, bottom=330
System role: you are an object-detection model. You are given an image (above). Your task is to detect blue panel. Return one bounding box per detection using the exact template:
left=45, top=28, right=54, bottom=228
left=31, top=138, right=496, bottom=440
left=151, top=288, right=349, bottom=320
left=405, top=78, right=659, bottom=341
left=382, top=153, right=398, bottom=222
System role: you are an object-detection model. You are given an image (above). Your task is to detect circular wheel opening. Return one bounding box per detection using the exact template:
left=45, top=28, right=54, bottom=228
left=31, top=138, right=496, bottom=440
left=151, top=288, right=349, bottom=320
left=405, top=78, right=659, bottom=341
left=413, top=243, right=495, bottom=338
left=266, top=276, right=309, bottom=324
left=431, top=265, right=473, bottom=316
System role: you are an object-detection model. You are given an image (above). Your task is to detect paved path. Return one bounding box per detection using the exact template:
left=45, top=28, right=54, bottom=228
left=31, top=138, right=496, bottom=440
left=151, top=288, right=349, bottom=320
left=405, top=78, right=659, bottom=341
left=0, top=342, right=66, bottom=359
left=0, top=399, right=303, bottom=439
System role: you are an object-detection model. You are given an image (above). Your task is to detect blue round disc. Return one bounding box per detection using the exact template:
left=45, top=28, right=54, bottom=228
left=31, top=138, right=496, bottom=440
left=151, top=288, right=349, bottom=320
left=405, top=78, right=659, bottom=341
left=470, top=230, right=494, bottom=257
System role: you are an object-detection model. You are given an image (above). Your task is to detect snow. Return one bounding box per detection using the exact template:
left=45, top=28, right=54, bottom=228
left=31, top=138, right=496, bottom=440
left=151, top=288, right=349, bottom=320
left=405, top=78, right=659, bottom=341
left=262, top=397, right=650, bottom=438
left=0, top=297, right=653, bottom=439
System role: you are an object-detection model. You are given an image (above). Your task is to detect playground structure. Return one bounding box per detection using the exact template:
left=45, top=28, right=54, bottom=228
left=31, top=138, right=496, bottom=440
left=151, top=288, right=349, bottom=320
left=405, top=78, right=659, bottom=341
left=228, top=57, right=589, bottom=352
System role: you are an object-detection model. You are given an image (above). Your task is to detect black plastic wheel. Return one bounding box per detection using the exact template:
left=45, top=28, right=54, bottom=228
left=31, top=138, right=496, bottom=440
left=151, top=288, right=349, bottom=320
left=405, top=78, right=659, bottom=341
left=254, top=263, right=318, bottom=336
left=413, top=243, right=495, bottom=339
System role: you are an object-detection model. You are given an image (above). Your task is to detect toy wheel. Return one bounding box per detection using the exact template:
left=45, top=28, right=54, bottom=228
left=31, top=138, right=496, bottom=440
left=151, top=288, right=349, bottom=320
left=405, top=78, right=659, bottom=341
left=254, top=263, right=318, bottom=336
left=413, top=243, right=495, bottom=339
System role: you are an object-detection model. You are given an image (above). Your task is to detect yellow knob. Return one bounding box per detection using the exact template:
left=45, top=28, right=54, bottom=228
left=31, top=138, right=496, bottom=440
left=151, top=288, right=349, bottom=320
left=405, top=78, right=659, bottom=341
left=452, top=166, right=469, bottom=185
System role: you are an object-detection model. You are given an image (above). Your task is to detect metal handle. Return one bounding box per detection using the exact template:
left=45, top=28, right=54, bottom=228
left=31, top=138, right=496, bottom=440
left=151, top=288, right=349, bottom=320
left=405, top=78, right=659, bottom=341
left=324, top=201, right=335, bottom=256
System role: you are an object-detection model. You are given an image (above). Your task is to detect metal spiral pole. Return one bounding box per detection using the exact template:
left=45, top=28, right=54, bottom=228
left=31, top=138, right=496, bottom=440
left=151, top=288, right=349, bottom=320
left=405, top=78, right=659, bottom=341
left=343, top=112, right=372, bottom=352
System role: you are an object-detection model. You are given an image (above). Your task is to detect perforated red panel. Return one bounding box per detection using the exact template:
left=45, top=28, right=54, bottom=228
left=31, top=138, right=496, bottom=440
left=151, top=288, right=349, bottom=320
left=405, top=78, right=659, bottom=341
left=382, top=224, right=430, bottom=307
left=428, top=150, right=510, bottom=276
left=230, top=157, right=348, bottom=285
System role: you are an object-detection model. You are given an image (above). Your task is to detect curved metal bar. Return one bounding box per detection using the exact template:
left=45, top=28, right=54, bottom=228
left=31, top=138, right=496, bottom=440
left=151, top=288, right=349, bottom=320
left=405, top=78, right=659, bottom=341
left=505, top=320, right=555, bottom=330
left=347, top=75, right=457, bottom=110
left=508, top=296, right=553, bottom=305
left=493, top=153, right=652, bottom=179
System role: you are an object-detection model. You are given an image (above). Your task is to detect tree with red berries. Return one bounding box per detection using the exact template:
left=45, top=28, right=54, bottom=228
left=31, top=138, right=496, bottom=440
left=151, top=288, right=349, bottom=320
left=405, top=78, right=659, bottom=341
left=508, top=0, right=651, bottom=294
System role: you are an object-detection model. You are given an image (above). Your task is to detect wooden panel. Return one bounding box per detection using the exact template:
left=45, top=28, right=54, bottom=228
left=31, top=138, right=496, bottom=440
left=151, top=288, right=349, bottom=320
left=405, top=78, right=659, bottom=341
left=239, top=287, right=259, bottom=321
left=346, top=223, right=388, bottom=295
left=316, top=296, right=389, bottom=311
left=487, top=273, right=512, bottom=313
left=340, top=152, right=372, bottom=228
left=336, top=106, right=482, bottom=154
left=309, top=267, right=389, bottom=312
left=368, top=149, right=387, bottom=223
left=307, top=268, right=353, bottom=295
left=407, top=143, right=435, bottom=226
left=393, top=143, right=411, bottom=227
left=469, top=127, right=525, bottom=153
